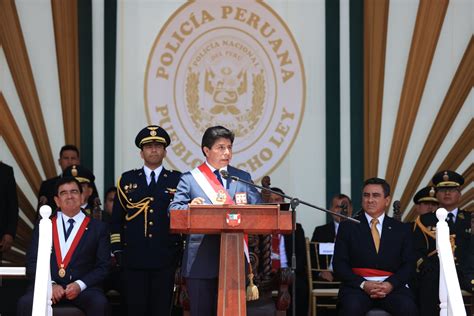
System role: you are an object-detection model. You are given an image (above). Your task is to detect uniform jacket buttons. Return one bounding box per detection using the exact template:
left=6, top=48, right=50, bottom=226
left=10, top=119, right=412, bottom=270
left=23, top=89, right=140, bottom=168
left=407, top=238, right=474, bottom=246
left=149, top=209, right=154, bottom=214
left=149, top=221, right=154, bottom=226
left=148, top=233, right=153, bottom=238
left=150, top=197, right=154, bottom=201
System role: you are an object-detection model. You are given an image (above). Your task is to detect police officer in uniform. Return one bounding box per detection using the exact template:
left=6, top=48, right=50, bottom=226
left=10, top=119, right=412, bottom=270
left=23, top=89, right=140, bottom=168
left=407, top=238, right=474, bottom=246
left=412, top=186, right=438, bottom=217
left=413, top=170, right=471, bottom=315
left=111, top=125, right=182, bottom=316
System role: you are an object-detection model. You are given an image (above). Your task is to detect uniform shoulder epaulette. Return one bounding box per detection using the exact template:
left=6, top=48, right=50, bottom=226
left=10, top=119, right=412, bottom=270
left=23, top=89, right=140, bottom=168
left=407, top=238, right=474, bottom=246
left=121, top=169, right=138, bottom=177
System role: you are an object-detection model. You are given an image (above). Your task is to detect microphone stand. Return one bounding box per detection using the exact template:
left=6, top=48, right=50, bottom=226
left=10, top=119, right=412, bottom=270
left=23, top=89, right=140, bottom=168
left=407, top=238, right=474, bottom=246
left=220, top=172, right=359, bottom=316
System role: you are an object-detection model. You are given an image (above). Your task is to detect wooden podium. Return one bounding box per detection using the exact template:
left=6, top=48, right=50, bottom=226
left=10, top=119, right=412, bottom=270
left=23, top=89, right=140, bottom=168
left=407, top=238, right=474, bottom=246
left=170, top=204, right=292, bottom=316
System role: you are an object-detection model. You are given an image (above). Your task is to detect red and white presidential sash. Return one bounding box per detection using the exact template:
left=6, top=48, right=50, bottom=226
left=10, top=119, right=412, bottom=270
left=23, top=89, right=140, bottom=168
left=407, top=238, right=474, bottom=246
left=190, top=163, right=233, bottom=205
left=191, top=163, right=251, bottom=261
left=52, top=215, right=90, bottom=278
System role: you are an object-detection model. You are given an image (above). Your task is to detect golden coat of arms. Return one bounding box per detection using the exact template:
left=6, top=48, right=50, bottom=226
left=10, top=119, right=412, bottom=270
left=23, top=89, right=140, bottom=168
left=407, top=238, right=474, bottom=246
left=145, top=1, right=305, bottom=179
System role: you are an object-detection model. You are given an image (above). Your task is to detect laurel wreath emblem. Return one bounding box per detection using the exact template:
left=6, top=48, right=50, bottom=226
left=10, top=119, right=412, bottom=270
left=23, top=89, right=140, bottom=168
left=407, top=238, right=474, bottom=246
left=186, top=69, right=265, bottom=137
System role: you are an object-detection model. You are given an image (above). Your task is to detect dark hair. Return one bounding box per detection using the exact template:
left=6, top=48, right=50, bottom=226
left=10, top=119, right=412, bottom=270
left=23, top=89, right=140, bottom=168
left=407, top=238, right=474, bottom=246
left=270, top=187, right=286, bottom=201
left=201, top=126, right=235, bottom=156
left=60, top=145, right=80, bottom=158
left=105, top=186, right=117, bottom=197
left=332, top=193, right=352, bottom=206
left=270, top=187, right=285, bottom=195
left=363, top=177, right=390, bottom=197
left=55, top=176, right=83, bottom=196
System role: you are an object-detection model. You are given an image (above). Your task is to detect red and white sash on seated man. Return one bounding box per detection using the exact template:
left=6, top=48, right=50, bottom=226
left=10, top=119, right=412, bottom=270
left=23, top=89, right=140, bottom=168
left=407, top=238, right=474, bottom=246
left=191, top=163, right=250, bottom=261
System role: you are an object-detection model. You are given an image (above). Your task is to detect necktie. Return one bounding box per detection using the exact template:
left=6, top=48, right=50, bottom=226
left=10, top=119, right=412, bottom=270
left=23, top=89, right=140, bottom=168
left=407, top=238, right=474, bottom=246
left=64, top=218, right=75, bottom=241
left=271, top=234, right=281, bottom=271
left=371, top=218, right=380, bottom=253
left=214, top=169, right=224, bottom=187
left=149, top=170, right=157, bottom=190
left=446, top=213, right=455, bottom=232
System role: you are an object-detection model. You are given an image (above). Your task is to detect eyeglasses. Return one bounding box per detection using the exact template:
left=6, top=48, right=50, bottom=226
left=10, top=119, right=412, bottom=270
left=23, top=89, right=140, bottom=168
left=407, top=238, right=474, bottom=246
left=58, top=189, right=81, bottom=197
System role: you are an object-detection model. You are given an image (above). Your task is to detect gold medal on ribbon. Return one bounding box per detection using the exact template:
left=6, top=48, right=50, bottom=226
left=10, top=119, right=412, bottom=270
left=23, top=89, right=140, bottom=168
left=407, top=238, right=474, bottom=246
left=58, top=267, right=66, bottom=278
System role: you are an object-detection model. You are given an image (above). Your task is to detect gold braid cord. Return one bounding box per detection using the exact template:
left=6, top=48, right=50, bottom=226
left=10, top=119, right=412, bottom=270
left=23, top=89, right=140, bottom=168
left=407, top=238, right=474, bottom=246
left=117, top=176, right=153, bottom=237
left=414, top=216, right=457, bottom=260
left=415, top=216, right=435, bottom=249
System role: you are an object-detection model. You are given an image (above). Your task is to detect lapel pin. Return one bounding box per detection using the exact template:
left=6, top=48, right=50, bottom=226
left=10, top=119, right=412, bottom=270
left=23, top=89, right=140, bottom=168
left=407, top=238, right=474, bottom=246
left=164, top=173, right=168, bottom=178
left=388, top=226, right=392, bottom=230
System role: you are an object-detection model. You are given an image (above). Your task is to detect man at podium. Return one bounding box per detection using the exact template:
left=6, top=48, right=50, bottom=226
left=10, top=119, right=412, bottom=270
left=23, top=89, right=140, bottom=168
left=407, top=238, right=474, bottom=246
left=169, top=125, right=262, bottom=315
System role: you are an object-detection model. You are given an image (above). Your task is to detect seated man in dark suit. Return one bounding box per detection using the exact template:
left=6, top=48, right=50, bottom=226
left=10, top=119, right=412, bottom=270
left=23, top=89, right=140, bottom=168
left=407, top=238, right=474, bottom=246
left=311, top=193, right=352, bottom=282
left=333, top=177, right=417, bottom=316
left=18, top=177, right=110, bottom=315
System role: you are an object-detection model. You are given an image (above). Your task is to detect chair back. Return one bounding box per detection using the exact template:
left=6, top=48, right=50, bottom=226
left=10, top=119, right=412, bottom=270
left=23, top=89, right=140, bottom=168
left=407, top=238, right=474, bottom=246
left=305, top=238, right=340, bottom=287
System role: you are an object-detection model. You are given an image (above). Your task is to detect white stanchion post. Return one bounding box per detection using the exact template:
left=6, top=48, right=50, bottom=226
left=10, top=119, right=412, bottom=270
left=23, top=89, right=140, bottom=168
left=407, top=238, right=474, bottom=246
left=435, top=208, right=466, bottom=316
left=32, top=205, right=53, bottom=316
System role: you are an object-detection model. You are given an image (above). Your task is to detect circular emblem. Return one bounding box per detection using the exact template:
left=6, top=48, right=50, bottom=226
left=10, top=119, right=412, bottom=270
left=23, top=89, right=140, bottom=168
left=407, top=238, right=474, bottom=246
left=145, top=1, right=305, bottom=178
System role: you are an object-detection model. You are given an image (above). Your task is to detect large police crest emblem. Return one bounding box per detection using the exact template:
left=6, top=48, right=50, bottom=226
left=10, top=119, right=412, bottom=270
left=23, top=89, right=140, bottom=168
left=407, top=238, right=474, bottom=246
left=145, top=0, right=305, bottom=178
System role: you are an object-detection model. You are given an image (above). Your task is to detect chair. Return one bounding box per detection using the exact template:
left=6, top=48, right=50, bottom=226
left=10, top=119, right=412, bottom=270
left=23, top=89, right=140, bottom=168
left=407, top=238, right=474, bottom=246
left=461, top=290, right=473, bottom=315
left=53, top=304, right=86, bottom=316
left=305, top=238, right=340, bottom=316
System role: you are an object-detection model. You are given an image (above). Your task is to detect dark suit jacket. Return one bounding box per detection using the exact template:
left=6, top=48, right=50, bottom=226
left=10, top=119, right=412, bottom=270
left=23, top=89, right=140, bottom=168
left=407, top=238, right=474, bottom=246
left=311, top=222, right=336, bottom=243
left=333, top=213, right=416, bottom=293
left=311, top=222, right=336, bottom=270
left=169, top=165, right=262, bottom=278
left=0, top=162, right=19, bottom=239
left=111, top=167, right=182, bottom=269
left=26, top=213, right=110, bottom=288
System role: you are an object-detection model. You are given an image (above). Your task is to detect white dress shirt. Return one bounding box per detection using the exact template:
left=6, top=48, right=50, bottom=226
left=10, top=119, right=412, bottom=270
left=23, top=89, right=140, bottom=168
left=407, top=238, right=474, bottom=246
left=143, top=165, right=163, bottom=185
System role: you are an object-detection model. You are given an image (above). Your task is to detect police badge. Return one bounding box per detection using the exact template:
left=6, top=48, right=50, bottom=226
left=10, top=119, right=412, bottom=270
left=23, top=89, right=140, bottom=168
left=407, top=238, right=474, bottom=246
left=216, top=190, right=227, bottom=204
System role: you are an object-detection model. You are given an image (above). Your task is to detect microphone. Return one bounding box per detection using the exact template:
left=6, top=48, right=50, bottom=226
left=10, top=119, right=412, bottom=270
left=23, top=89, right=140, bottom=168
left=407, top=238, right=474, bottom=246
left=219, top=169, right=359, bottom=224
left=219, top=168, right=229, bottom=179
left=392, top=200, right=401, bottom=221
left=393, top=200, right=401, bottom=210
left=93, top=197, right=102, bottom=207
left=220, top=168, right=239, bottom=181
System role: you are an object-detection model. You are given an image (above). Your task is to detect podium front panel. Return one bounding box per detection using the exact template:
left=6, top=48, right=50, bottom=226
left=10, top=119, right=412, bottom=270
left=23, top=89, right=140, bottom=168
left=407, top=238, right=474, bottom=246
left=170, top=204, right=292, bottom=234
